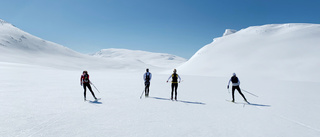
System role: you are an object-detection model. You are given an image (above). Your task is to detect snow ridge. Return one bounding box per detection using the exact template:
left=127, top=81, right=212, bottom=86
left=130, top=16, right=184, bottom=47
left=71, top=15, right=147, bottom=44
left=179, top=23, right=320, bottom=82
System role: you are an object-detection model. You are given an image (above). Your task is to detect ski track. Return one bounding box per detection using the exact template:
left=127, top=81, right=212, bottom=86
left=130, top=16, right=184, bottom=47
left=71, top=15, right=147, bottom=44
left=252, top=105, right=320, bottom=133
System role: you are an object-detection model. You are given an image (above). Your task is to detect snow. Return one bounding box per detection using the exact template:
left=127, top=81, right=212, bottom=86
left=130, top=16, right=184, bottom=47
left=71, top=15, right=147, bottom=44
left=223, top=29, right=237, bottom=36
left=92, top=48, right=186, bottom=70
left=1, top=19, right=320, bottom=137
left=178, top=23, right=320, bottom=82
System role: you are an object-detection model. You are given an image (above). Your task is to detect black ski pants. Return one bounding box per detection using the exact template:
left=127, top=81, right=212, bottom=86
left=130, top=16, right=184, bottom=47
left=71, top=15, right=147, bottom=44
left=232, top=86, right=247, bottom=101
left=171, top=83, right=178, bottom=100
left=83, top=83, right=96, bottom=99
left=145, top=81, right=150, bottom=96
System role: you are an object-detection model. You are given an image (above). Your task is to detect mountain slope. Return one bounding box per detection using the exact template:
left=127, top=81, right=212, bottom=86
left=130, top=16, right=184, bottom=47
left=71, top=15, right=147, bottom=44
left=0, top=19, right=185, bottom=70
left=178, top=23, right=320, bottom=82
left=92, top=48, right=187, bottom=69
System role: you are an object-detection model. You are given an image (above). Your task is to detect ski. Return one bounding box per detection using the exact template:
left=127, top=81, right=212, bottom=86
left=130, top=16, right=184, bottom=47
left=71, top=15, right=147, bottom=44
left=226, top=99, right=250, bottom=104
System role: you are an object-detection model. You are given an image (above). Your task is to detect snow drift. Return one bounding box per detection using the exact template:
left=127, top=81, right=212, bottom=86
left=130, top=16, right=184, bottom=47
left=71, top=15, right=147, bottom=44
left=179, top=23, right=320, bottom=82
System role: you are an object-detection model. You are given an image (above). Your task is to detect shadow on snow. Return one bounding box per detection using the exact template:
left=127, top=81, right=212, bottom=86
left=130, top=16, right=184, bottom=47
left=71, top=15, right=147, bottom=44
left=149, top=97, right=206, bottom=105
left=228, top=100, right=271, bottom=107
left=88, top=100, right=103, bottom=104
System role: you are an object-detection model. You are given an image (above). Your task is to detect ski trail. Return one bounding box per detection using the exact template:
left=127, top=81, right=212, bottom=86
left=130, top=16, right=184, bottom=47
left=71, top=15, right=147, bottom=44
left=254, top=106, right=320, bottom=133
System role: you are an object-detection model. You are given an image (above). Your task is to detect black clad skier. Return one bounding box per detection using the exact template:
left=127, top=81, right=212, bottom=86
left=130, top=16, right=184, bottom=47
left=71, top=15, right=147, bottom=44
left=227, top=73, right=248, bottom=103
left=80, top=71, right=98, bottom=101
left=166, top=69, right=181, bottom=100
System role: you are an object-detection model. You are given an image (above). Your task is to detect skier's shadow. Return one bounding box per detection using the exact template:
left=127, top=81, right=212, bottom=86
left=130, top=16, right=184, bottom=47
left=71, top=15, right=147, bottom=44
left=149, top=97, right=206, bottom=105
left=89, top=100, right=102, bottom=104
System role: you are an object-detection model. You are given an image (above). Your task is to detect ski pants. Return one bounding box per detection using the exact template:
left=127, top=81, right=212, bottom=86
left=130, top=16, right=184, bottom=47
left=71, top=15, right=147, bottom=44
left=232, top=86, right=247, bottom=101
left=171, top=83, right=178, bottom=99
left=83, top=83, right=96, bottom=99
left=145, top=81, right=150, bottom=96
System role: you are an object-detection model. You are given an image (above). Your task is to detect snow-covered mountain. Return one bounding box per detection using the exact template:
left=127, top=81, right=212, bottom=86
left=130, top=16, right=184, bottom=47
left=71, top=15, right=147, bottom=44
left=91, top=48, right=186, bottom=69
left=178, top=23, right=320, bottom=82
left=0, top=19, right=186, bottom=70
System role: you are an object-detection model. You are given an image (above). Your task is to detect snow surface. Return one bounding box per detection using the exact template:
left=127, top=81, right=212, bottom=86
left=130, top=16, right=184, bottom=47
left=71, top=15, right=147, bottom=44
left=1, top=19, right=320, bottom=137
left=92, top=48, right=186, bottom=69
left=179, top=23, right=320, bottom=82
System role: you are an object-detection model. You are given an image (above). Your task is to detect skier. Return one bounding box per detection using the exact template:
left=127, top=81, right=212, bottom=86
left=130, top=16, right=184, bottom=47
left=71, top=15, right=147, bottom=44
left=166, top=69, right=181, bottom=100
left=80, top=70, right=98, bottom=101
left=143, top=68, right=152, bottom=97
left=227, top=73, right=248, bottom=103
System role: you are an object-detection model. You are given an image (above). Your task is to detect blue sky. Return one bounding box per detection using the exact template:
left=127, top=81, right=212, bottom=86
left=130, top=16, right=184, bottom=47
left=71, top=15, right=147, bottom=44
left=1, top=0, right=320, bottom=58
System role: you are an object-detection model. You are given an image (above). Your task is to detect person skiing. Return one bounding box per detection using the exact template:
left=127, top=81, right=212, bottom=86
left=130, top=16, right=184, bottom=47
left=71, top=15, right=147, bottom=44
left=80, top=70, right=98, bottom=101
left=227, top=73, right=248, bottom=103
left=143, top=68, right=152, bottom=97
left=166, top=69, right=181, bottom=100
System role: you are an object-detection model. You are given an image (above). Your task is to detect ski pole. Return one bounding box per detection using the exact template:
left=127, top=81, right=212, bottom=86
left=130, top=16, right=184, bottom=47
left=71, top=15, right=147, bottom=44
left=241, top=88, right=258, bottom=97
left=140, top=90, right=145, bottom=99
left=90, top=82, right=100, bottom=93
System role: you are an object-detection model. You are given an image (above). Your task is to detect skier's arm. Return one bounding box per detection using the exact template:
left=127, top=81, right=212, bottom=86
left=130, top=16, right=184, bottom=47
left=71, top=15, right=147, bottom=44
left=80, top=75, right=83, bottom=85
left=149, top=73, right=152, bottom=81
left=88, top=75, right=91, bottom=83
left=227, top=79, right=231, bottom=89
left=143, top=73, right=146, bottom=81
left=178, top=74, right=182, bottom=83
left=167, top=75, right=172, bottom=82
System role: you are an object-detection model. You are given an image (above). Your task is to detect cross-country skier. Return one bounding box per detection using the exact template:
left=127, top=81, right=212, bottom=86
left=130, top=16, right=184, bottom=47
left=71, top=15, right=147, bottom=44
left=80, top=71, right=98, bottom=101
left=227, top=73, right=248, bottom=103
left=166, top=69, right=181, bottom=100
left=143, top=68, right=152, bottom=97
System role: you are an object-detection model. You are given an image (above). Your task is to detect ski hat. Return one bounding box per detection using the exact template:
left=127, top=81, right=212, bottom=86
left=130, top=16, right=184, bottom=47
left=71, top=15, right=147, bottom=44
left=146, top=68, right=149, bottom=72
left=233, top=73, right=236, bottom=76
left=83, top=70, right=88, bottom=74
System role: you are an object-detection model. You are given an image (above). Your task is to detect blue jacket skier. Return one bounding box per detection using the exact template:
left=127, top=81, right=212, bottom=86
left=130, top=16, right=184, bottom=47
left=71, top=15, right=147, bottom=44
left=143, top=68, right=152, bottom=97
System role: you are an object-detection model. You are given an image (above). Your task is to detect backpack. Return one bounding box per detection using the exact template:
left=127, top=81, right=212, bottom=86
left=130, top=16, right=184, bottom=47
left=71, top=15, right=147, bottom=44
left=172, top=73, right=178, bottom=82
left=83, top=74, right=89, bottom=83
left=145, top=73, right=150, bottom=82
left=231, top=76, right=238, bottom=83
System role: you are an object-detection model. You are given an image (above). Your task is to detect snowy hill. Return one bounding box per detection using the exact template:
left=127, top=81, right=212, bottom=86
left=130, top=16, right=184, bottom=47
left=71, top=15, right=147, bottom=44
left=178, top=23, right=320, bottom=82
left=0, top=19, right=186, bottom=70
left=92, top=48, right=187, bottom=69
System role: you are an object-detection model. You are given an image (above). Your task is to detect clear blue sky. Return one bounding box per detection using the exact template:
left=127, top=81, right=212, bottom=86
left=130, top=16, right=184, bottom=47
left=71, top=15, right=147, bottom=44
left=1, top=0, right=320, bottom=58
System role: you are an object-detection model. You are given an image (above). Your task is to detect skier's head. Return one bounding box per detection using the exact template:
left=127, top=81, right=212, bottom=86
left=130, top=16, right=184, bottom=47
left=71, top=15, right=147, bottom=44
left=233, top=73, right=236, bottom=76
left=173, top=69, right=177, bottom=73
left=83, top=70, right=88, bottom=74
left=146, top=68, right=149, bottom=72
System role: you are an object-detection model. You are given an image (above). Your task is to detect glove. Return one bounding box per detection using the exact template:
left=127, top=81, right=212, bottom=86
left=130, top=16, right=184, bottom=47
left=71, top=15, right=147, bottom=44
left=227, top=85, right=229, bottom=89
left=81, top=82, right=83, bottom=86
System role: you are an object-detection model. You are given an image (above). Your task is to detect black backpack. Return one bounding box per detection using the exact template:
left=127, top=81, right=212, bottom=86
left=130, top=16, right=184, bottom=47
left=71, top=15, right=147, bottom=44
left=231, top=76, right=238, bottom=83
left=172, top=73, right=178, bottom=82
left=83, top=74, right=89, bottom=83
left=145, top=73, right=150, bottom=82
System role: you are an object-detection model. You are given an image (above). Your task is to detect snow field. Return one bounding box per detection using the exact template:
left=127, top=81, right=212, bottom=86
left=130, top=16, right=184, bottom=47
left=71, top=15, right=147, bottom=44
left=1, top=62, right=320, bottom=137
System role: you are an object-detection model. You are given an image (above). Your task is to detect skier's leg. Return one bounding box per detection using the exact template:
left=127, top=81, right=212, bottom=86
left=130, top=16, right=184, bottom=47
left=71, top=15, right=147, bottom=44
left=171, top=83, right=174, bottom=100
left=232, top=86, right=235, bottom=102
left=174, top=83, right=178, bottom=100
left=146, top=83, right=150, bottom=96
left=87, top=84, right=97, bottom=99
left=83, top=84, right=87, bottom=100
left=237, top=86, right=247, bottom=102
